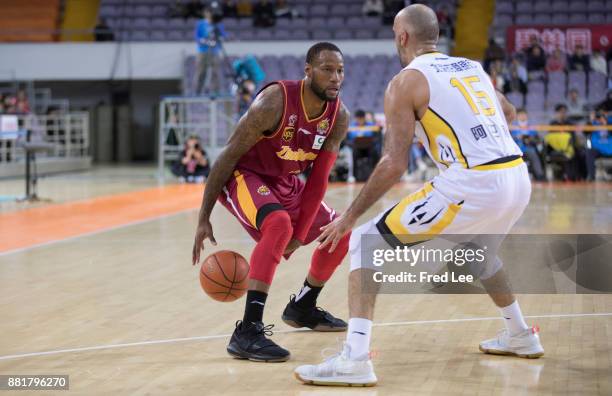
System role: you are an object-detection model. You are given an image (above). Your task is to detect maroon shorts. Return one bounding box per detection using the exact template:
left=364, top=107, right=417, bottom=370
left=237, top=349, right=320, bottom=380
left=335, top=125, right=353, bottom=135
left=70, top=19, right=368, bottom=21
left=218, top=170, right=336, bottom=244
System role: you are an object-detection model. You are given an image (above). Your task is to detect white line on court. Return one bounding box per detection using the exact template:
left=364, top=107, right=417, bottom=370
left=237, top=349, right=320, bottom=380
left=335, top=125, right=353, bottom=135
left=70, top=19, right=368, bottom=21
left=1, top=312, right=610, bottom=361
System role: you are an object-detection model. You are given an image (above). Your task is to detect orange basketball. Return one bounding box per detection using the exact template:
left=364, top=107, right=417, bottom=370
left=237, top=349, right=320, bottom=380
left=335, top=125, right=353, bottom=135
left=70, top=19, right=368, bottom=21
left=200, top=250, right=249, bottom=302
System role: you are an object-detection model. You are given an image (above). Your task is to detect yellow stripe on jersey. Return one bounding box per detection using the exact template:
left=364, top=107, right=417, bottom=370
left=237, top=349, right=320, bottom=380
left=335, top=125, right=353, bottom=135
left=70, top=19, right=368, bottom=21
left=472, top=157, right=524, bottom=171
left=234, top=170, right=258, bottom=228
left=420, top=108, right=468, bottom=168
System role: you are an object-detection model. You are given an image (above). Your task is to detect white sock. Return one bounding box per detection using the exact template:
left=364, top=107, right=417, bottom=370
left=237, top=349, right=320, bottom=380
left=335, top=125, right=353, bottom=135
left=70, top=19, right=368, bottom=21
left=346, top=317, right=372, bottom=359
left=500, top=300, right=529, bottom=336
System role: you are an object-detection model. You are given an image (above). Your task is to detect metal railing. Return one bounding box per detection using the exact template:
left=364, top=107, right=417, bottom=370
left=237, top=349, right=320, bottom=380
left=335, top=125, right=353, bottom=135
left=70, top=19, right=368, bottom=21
left=158, top=95, right=237, bottom=180
left=0, top=112, right=90, bottom=163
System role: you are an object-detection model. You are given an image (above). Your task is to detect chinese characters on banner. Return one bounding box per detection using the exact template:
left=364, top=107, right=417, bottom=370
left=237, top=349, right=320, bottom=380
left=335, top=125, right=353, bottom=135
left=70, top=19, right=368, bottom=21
left=507, top=25, right=611, bottom=53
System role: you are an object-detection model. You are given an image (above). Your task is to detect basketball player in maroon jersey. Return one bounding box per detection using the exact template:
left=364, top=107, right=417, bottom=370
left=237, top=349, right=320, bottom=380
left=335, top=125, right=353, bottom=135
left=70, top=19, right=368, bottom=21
left=192, top=42, right=350, bottom=362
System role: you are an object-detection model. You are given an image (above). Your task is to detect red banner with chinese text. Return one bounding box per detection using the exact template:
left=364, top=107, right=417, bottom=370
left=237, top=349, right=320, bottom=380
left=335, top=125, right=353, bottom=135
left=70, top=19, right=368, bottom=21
left=506, top=25, right=612, bottom=54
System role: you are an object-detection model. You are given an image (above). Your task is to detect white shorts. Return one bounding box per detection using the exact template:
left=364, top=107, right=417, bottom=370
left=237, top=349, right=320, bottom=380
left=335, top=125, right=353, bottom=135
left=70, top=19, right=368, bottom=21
left=349, top=160, right=531, bottom=278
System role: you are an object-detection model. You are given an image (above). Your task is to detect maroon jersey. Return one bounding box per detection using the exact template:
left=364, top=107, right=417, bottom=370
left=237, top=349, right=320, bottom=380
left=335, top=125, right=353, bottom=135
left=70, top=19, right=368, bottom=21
left=235, top=80, right=341, bottom=178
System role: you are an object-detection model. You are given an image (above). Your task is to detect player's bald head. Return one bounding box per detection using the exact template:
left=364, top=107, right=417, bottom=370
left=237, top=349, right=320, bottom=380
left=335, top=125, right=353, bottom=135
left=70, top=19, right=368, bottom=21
left=394, top=4, right=439, bottom=44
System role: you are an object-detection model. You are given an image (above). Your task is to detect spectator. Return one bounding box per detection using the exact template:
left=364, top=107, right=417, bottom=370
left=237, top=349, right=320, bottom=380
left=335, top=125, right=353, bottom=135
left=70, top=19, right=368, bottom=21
left=526, top=45, right=547, bottom=77
left=566, top=88, right=587, bottom=122
left=252, top=0, right=276, bottom=27
left=483, top=38, right=506, bottom=73
left=195, top=7, right=227, bottom=95
left=0, top=94, right=5, bottom=114
left=362, top=0, right=384, bottom=17
left=436, top=4, right=453, bottom=39
left=586, top=111, right=611, bottom=180
left=490, top=67, right=505, bottom=91
left=503, top=67, right=527, bottom=95
left=546, top=48, right=566, bottom=73
left=237, top=79, right=256, bottom=117
left=14, top=90, right=30, bottom=114
left=171, top=135, right=210, bottom=183
left=511, top=109, right=546, bottom=181
left=546, top=104, right=577, bottom=181
left=185, top=0, right=204, bottom=19
left=222, top=0, right=238, bottom=18
left=93, top=18, right=114, bottom=41
left=344, top=109, right=379, bottom=182
left=236, top=0, right=252, bottom=17
left=590, top=50, right=607, bottom=75
left=275, top=0, right=298, bottom=19
left=568, top=44, right=591, bottom=72
left=597, top=90, right=612, bottom=113
left=509, top=57, right=528, bottom=82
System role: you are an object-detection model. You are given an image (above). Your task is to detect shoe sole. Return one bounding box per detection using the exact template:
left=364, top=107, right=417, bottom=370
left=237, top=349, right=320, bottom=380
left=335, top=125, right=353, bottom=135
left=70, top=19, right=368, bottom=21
left=294, top=372, right=377, bottom=387
left=282, top=317, right=347, bottom=332
left=479, top=345, right=544, bottom=359
left=226, top=345, right=290, bottom=363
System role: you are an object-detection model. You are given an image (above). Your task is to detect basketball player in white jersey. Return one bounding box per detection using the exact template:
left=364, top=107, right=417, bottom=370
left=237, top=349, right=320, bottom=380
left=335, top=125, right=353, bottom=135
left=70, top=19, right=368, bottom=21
left=294, top=4, right=544, bottom=386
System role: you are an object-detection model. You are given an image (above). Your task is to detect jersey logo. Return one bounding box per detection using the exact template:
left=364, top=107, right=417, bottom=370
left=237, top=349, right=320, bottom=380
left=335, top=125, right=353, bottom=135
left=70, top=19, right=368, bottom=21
left=288, top=114, right=298, bottom=127
left=257, top=185, right=271, bottom=196
left=471, top=125, right=487, bottom=141
left=276, top=146, right=318, bottom=161
left=312, top=135, right=326, bottom=150
left=298, top=128, right=312, bottom=135
left=317, top=118, right=330, bottom=134
left=282, top=127, right=295, bottom=142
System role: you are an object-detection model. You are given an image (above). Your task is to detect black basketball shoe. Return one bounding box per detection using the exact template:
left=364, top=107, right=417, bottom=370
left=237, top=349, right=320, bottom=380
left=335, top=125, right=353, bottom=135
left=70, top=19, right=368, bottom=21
left=226, top=321, right=290, bottom=362
left=281, top=295, right=347, bottom=332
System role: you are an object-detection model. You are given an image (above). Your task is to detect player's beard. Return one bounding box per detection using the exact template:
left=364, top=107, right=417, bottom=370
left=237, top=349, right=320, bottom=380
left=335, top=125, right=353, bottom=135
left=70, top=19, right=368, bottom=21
left=310, top=79, right=336, bottom=101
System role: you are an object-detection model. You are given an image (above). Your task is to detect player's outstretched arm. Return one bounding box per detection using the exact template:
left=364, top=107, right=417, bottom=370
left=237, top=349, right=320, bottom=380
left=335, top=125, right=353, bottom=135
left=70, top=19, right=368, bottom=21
left=192, top=84, right=284, bottom=265
left=496, top=90, right=517, bottom=125
left=286, top=103, right=350, bottom=255
left=318, top=71, right=424, bottom=252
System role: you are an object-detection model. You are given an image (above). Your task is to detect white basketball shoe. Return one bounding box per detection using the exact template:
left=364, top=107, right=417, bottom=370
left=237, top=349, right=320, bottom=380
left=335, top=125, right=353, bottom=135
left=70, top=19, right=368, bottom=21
left=479, top=326, right=544, bottom=358
left=294, top=344, right=378, bottom=387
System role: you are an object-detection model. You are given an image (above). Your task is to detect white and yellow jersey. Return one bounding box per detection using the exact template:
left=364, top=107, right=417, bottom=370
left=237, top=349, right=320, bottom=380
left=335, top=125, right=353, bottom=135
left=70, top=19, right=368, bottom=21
left=406, top=52, right=522, bottom=171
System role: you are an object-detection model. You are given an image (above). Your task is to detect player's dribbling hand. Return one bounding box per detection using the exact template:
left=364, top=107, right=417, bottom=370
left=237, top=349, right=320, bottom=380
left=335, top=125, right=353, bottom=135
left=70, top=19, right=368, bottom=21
left=318, top=214, right=355, bottom=253
left=192, top=219, right=217, bottom=265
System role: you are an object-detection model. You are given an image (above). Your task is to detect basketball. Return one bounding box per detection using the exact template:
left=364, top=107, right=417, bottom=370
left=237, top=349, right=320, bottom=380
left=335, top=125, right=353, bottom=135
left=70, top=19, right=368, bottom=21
left=200, top=250, right=249, bottom=302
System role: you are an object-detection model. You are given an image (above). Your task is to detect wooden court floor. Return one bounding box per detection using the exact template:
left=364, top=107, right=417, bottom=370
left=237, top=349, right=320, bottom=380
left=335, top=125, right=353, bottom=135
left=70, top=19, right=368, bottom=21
left=0, top=167, right=611, bottom=395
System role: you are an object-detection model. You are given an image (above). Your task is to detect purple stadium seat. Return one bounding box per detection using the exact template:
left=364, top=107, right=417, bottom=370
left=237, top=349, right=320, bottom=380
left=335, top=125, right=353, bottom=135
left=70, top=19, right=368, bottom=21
left=291, top=18, right=308, bottom=29
left=133, top=5, right=151, bottom=17
left=533, top=13, right=552, bottom=25
left=588, top=13, right=606, bottom=24
left=290, top=29, right=309, bottom=40
left=310, top=4, right=328, bottom=17
left=309, top=17, right=326, bottom=28
left=551, top=0, right=569, bottom=11
left=150, top=18, right=168, bottom=29
left=168, top=19, right=184, bottom=29
left=528, top=81, right=546, bottom=94
left=588, top=72, right=608, bottom=103
left=495, top=13, right=513, bottom=27
left=312, top=30, right=333, bottom=40
left=223, top=18, right=239, bottom=29
left=99, top=5, right=118, bottom=18
left=526, top=92, right=546, bottom=112
left=568, top=71, right=587, bottom=97
left=132, top=18, right=149, bottom=29
left=273, top=29, right=291, bottom=40
left=330, top=4, right=348, bottom=16
left=377, top=29, right=395, bottom=39
left=361, top=16, right=382, bottom=28
left=516, top=1, right=533, bottom=13
left=495, top=1, right=513, bottom=13
left=255, top=29, right=274, bottom=40
left=551, top=13, right=569, bottom=24
left=345, top=17, right=362, bottom=28
left=515, top=14, right=533, bottom=25
left=548, top=71, right=566, bottom=86
left=547, top=84, right=566, bottom=103
left=334, top=30, right=353, bottom=40
left=354, top=30, right=375, bottom=40
left=276, top=18, right=290, bottom=28
left=294, top=5, right=309, bottom=17
left=150, top=31, right=165, bottom=41
left=237, top=18, right=251, bottom=28
left=587, top=0, right=607, bottom=12
left=533, top=1, right=550, bottom=12
left=568, top=13, right=588, bottom=24
left=151, top=5, right=166, bottom=16
left=327, top=17, right=344, bottom=29
left=568, top=1, right=587, bottom=12
left=506, top=92, right=525, bottom=108
left=346, top=4, right=362, bottom=16
left=606, top=12, right=612, bottom=23
left=130, top=30, right=149, bottom=41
